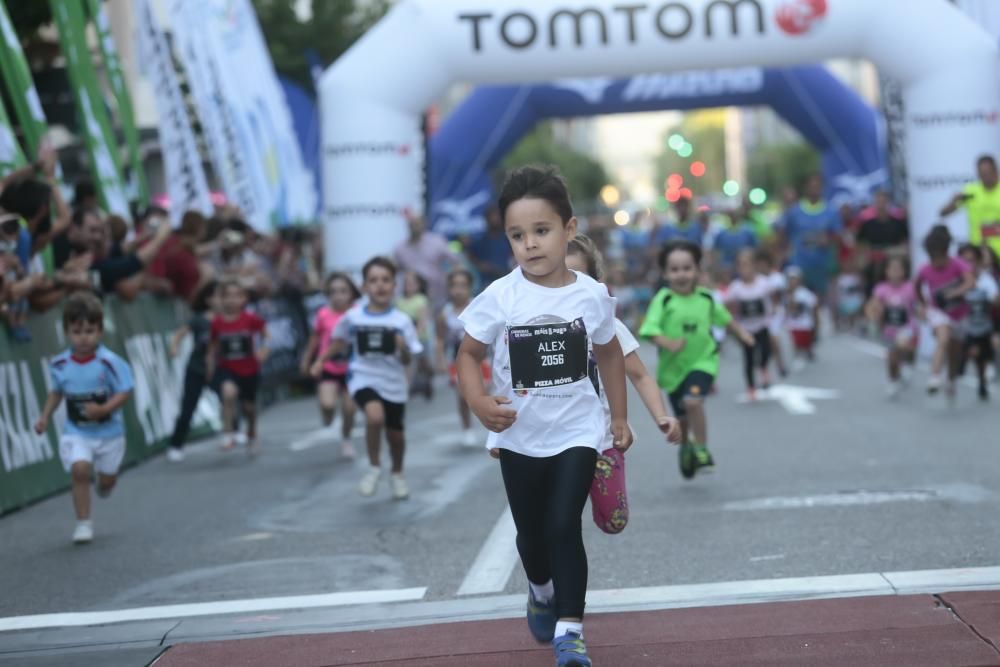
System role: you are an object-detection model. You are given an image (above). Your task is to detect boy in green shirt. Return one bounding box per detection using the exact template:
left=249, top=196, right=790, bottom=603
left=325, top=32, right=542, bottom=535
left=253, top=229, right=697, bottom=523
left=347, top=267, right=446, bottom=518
left=640, top=240, right=754, bottom=479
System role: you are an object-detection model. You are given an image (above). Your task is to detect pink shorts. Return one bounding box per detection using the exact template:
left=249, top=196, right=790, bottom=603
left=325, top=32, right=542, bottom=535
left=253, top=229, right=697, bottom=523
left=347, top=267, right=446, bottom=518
left=591, top=448, right=628, bottom=534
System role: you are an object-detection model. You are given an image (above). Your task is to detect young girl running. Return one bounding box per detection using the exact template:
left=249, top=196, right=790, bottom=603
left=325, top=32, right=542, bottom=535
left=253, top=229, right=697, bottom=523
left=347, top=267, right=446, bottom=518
left=313, top=257, right=422, bottom=500
left=456, top=166, right=630, bottom=667
left=784, top=267, right=819, bottom=370
left=437, top=268, right=487, bottom=447
left=300, top=272, right=361, bottom=459
left=866, top=256, right=919, bottom=398
left=957, top=244, right=999, bottom=400
left=167, top=281, right=218, bottom=462
left=641, top=241, right=755, bottom=480
left=398, top=271, right=434, bottom=400
left=914, top=226, right=976, bottom=398
left=566, top=235, right=681, bottom=534
left=726, top=248, right=775, bottom=399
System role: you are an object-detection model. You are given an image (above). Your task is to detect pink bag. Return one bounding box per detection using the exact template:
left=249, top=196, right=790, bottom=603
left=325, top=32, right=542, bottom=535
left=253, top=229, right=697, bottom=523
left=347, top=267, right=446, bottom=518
left=591, top=448, right=628, bottom=534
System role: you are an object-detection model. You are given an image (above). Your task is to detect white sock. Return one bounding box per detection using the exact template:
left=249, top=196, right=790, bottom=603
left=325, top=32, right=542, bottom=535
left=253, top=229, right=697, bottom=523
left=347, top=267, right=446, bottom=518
left=529, top=579, right=554, bottom=603
left=77, top=519, right=92, bottom=528
left=554, top=621, right=583, bottom=639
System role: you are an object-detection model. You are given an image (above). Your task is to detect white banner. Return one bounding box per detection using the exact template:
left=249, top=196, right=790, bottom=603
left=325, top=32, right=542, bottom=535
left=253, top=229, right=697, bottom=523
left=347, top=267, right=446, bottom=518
left=135, top=0, right=212, bottom=224
left=169, top=0, right=316, bottom=229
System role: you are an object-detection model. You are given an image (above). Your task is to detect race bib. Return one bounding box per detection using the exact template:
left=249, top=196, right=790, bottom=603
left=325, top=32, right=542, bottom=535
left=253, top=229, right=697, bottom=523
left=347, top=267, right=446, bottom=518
left=884, top=306, right=909, bottom=327
left=791, top=300, right=809, bottom=318
left=355, top=325, right=397, bottom=357
left=66, top=392, right=110, bottom=425
left=740, top=299, right=766, bottom=318
left=219, top=333, right=253, bottom=360
left=508, top=318, right=589, bottom=391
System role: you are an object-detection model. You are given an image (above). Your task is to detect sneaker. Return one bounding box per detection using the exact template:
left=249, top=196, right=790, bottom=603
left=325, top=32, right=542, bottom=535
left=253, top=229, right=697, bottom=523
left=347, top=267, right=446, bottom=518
left=339, top=440, right=356, bottom=460
left=693, top=444, right=715, bottom=473
left=461, top=429, right=478, bottom=448
left=359, top=467, right=382, bottom=497
left=166, top=447, right=185, bottom=463
left=926, top=374, right=943, bottom=395
left=234, top=432, right=248, bottom=446
left=553, top=630, right=591, bottom=667
left=390, top=473, right=409, bottom=500
left=526, top=588, right=556, bottom=643
left=72, top=521, right=93, bottom=544
left=886, top=381, right=902, bottom=400
left=220, top=434, right=236, bottom=452
left=678, top=442, right=696, bottom=480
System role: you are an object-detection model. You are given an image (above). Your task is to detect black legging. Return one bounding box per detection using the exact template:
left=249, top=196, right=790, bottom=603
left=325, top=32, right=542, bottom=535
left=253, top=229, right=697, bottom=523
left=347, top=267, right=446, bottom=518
left=499, top=447, right=597, bottom=619
left=742, top=329, right=772, bottom=389
left=170, top=368, right=207, bottom=449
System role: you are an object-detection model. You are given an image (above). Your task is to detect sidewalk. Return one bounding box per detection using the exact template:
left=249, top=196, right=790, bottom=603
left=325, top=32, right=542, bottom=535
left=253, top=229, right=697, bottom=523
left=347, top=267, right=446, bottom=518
left=154, top=591, right=1000, bottom=666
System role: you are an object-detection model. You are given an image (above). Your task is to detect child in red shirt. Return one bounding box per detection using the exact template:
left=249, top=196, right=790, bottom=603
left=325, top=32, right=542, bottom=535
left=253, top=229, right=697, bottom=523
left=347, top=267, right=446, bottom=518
left=207, top=280, right=269, bottom=454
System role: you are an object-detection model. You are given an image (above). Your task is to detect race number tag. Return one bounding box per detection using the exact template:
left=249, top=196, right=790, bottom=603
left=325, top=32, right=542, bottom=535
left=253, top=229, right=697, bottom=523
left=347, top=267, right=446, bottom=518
left=67, top=392, right=110, bottom=424
left=355, top=325, right=397, bottom=357
left=508, top=318, right=588, bottom=391
left=220, top=333, right=252, bottom=360
left=884, top=306, right=909, bottom=327
left=740, top=299, right=766, bottom=318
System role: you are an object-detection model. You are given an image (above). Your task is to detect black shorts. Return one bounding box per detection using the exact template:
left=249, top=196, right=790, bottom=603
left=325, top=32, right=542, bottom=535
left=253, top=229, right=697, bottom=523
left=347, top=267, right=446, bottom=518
left=212, top=368, right=259, bottom=402
left=964, top=333, right=995, bottom=363
left=667, top=371, right=714, bottom=418
left=353, top=388, right=405, bottom=431
left=320, top=370, right=348, bottom=390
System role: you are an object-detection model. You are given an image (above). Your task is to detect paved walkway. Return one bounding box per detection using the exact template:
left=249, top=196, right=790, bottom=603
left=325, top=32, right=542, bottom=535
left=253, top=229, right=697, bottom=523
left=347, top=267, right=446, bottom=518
left=154, top=590, right=1000, bottom=666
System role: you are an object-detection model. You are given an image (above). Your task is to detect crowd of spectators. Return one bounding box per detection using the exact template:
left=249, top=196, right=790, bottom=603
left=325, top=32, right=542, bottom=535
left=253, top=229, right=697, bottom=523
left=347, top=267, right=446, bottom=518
left=0, top=146, right=325, bottom=342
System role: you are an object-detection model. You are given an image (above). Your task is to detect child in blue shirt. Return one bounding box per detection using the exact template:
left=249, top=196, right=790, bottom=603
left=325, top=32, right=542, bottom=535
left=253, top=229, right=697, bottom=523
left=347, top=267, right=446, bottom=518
left=35, top=292, right=134, bottom=544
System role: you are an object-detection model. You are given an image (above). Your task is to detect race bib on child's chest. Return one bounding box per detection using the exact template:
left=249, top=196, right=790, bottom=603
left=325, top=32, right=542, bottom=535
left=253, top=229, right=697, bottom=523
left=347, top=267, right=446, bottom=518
left=67, top=392, right=110, bottom=425
left=507, top=318, right=589, bottom=391
left=884, top=305, right=909, bottom=327
left=740, top=299, right=766, bottom=318
left=219, top=333, right=252, bottom=360
left=355, top=325, right=397, bottom=357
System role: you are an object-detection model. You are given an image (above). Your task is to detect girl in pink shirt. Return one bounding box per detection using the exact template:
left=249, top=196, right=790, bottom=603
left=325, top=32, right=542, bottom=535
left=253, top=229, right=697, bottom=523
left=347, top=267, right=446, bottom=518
left=914, top=226, right=976, bottom=397
left=300, top=273, right=360, bottom=458
left=866, top=256, right=918, bottom=397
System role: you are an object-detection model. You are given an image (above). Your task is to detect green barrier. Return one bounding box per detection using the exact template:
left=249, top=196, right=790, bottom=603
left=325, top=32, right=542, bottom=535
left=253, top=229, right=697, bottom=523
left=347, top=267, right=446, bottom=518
left=0, top=295, right=220, bottom=514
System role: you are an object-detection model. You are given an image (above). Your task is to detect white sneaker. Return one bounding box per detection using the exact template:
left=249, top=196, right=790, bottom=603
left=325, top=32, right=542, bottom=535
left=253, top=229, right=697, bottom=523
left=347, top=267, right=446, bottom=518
left=886, top=381, right=902, bottom=399
left=235, top=432, right=248, bottom=446
left=359, top=467, right=382, bottom=497
left=72, top=521, right=93, bottom=544
left=461, top=429, right=478, bottom=448
left=390, top=473, right=409, bottom=500
left=166, top=447, right=185, bottom=463
left=339, top=440, right=356, bottom=460
left=926, top=374, right=943, bottom=394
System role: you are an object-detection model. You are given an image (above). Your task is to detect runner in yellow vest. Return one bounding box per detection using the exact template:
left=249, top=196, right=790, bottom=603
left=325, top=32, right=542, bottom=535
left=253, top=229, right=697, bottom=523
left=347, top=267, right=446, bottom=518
left=940, top=155, right=1000, bottom=259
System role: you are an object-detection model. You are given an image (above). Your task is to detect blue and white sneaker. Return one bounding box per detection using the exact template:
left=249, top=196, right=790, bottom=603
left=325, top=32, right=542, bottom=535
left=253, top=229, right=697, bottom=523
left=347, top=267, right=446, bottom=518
left=553, top=630, right=591, bottom=666
left=526, top=587, right=556, bottom=643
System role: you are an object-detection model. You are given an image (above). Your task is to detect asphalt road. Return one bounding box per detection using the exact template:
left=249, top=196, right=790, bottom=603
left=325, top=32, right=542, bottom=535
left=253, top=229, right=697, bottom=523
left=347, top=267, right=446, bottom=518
left=1, top=329, right=998, bottom=663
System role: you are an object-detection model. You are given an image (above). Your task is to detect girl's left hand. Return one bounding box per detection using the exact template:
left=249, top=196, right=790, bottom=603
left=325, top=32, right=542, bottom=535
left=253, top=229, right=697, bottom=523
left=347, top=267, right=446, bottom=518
left=611, top=419, right=633, bottom=452
left=656, top=415, right=682, bottom=444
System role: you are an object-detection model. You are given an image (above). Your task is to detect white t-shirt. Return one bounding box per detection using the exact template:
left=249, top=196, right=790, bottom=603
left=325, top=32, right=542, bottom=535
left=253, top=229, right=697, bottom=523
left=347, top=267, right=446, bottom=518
left=332, top=304, right=424, bottom=403
left=460, top=268, right=617, bottom=458
left=727, top=275, right=773, bottom=333
left=785, top=286, right=818, bottom=331
left=966, top=272, right=999, bottom=337
left=597, top=319, right=640, bottom=451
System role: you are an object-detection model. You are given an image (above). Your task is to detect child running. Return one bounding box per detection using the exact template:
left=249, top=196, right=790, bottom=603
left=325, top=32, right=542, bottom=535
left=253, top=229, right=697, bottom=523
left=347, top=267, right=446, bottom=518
left=726, top=248, right=775, bottom=399
left=300, top=272, right=360, bottom=458
left=640, top=240, right=754, bottom=480
left=785, top=266, right=819, bottom=370
left=566, top=234, right=681, bottom=534
left=957, top=244, right=999, bottom=400
left=757, top=250, right=788, bottom=379
left=313, top=257, right=422, bottom=500
left=456, top=166, right=631, bottom=667
left=866, top=256, right=919, bottom=398
left=34, top=292, right=134, bottom=544
left=436, top=267, right=487, bottom=447
left=397, top=271, right=435, bottom=400
left=914, top=226, right=975, bottom=398
left=207, top=280, right=269, bottom=455
left=166, top=280, right=218, bottom=462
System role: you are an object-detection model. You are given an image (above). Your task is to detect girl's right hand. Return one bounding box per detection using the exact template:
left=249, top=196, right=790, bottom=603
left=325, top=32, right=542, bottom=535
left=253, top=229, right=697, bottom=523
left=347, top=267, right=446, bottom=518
left=472, top=395, right=517, bottom=433
left=33, top=418, right=46, bottom=435
left=309, top=361, right=323, bottom=379
left=489, top=448, right=500, bottom=459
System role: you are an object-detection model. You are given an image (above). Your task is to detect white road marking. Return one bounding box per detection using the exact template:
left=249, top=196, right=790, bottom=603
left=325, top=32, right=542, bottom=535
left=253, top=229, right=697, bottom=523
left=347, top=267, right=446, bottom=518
left=0, top=587, right=428, bottom=632
left=749, top=554, right=786, bottom=562
left=456, top=506, right=518, bottom=596
left=737, top=384, right=839, bottom=415
left=723, top=484, right=991, bottom=511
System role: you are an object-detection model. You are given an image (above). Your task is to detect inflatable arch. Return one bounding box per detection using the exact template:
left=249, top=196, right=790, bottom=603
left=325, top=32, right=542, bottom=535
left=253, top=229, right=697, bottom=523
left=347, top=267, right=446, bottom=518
left=320, top=0, right=1000, bottom=271
left=429, top=65, right=887, bottom=236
